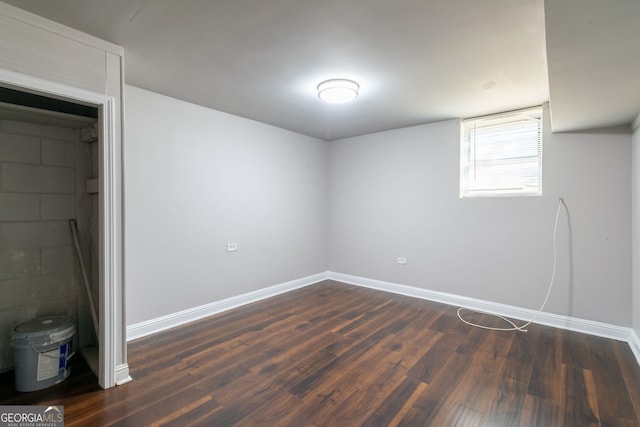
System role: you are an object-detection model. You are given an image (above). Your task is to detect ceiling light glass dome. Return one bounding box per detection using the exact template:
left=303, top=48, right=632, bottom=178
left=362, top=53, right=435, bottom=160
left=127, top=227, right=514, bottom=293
left=317, top=79, right=359, bottom=104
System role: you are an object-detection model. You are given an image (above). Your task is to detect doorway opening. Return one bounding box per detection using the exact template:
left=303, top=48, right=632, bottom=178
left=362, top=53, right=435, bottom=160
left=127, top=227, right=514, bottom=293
left=0, top=70, right=125, bottom=389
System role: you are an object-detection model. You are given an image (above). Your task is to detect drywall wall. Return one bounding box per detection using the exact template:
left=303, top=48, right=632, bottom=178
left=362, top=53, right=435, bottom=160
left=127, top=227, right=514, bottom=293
left=329, top=105, right=632, bottom=326
left=633, top=114, right=640, bottom=337
left=124, top=86, right=329, bottom=325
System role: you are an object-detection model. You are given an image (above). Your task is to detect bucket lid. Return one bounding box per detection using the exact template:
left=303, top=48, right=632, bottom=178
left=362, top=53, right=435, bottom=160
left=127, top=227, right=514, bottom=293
left=12, top=315, right=74, bottom=338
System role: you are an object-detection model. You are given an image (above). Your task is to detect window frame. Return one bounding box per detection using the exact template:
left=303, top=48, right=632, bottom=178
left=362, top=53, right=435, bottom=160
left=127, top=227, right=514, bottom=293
left=460, top=106, right=543, bottom=198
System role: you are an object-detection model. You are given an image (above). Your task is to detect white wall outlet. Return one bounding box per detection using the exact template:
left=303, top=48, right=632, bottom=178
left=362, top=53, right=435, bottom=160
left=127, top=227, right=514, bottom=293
left=397, top=257, right=407, bottom=265
left=227, top=243, right=238, bottom=252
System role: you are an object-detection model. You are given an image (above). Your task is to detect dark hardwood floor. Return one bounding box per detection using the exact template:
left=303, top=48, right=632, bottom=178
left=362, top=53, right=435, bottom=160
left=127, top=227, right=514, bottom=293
left=1, top=280, right=639, bottom=426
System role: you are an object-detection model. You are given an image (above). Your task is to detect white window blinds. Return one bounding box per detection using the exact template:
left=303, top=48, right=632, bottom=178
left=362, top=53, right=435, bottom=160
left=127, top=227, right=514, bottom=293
left=460, top=106, right=542, bottom=198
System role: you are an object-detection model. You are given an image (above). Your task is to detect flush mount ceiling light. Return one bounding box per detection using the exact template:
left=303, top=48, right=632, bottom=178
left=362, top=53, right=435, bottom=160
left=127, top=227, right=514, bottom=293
left=317, top=79, right=359, bottom=104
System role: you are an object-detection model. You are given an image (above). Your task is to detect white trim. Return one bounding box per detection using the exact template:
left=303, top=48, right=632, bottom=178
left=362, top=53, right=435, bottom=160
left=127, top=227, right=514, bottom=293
left=119, top=46, right=129, bottom=377
left=0, top=68, right=122, bottom=388
left=328, top=272, right=640, bottom=365
left=126, top=273, right=329, bottom=341
left=0, top=69, right=111, bottom=107
left=630, top=330, right=640, bottom=364
left=0, top=2, right=123, bottom=55
left=99, top=96, right=118, bottom=389
left=115, top=363, right=132, bottom=386
left=127, top=270, right=640, bottom=367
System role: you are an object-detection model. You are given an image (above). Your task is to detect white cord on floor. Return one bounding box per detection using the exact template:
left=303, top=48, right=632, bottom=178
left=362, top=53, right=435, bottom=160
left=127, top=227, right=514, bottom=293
left=457, top=197, right=567, bottom=332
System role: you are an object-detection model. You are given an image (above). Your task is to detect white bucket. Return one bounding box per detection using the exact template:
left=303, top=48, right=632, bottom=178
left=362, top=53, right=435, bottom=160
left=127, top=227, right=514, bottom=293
left=11, top=315, right=75, bottom=392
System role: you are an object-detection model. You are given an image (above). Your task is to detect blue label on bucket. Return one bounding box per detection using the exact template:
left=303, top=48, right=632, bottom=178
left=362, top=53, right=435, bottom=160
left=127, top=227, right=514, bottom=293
left=58, top=343, right=68, bottom=375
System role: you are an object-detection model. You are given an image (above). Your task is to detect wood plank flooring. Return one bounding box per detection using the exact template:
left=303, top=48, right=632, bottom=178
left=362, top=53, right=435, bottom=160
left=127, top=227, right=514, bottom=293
left=1, top=280, right=639, bottom=426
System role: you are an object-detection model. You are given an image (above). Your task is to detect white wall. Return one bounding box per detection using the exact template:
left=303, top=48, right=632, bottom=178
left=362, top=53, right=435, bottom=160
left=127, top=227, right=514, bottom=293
left=124, top=86, right=329, bottom=325
left=632, top=114, right=640, bottom=337
left=125, top=89, right=633, bottom=330
left=329, top=105, right=632, bottom=326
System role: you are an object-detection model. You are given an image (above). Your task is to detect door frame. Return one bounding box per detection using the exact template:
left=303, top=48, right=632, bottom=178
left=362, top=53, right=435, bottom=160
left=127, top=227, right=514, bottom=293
left=0, top=68, right=124, bottom=389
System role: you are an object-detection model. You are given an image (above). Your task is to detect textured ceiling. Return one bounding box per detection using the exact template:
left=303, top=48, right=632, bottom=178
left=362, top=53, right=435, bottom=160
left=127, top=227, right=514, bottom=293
left=1, top=0, right=638, bottom=139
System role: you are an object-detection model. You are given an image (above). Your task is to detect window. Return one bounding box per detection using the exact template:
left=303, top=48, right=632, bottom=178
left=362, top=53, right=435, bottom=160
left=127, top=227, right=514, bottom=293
left=460, top=106, right=542, bottom=198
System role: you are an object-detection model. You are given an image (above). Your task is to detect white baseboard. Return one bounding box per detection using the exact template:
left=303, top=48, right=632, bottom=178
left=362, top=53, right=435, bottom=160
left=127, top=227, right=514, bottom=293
left=115, top=363, right=132, bottom=386
left=630, top=330, right=640, bottom=364
left=328, top=272, right=640, bottom=365
left=126, top=270, right=640, bottom=367
left=126, top=272, right=329, bottom=341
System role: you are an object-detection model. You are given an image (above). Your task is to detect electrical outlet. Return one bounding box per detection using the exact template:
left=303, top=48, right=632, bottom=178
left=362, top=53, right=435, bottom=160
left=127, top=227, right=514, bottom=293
left=397, top=257, right=407, bottom=265
left=227, top=243, right=238, bottom=252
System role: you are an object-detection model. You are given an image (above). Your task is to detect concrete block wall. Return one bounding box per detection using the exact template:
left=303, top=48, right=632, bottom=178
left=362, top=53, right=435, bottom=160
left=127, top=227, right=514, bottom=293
left=0, top=118, right=94, bottom=373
